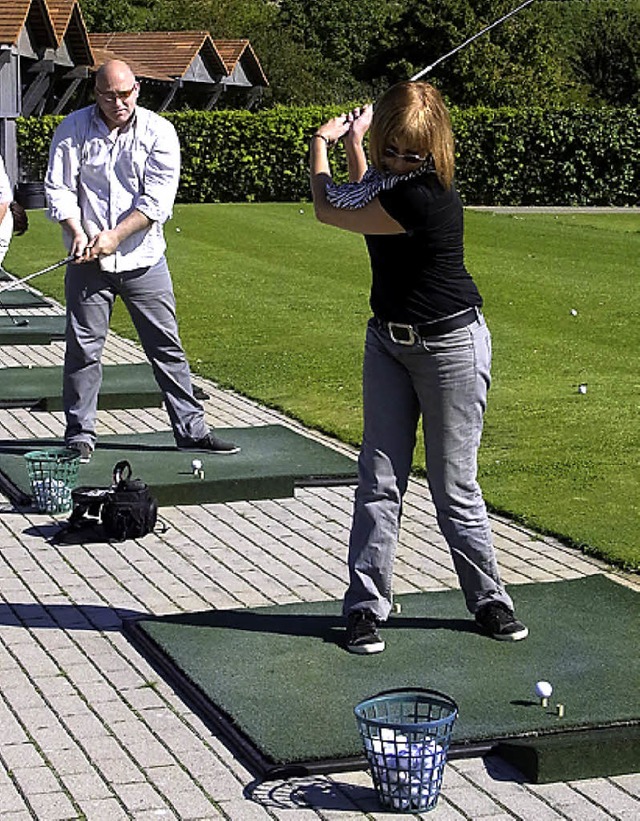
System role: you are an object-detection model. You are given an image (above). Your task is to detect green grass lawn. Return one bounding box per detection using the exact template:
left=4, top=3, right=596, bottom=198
left=5, top=205, right=638, bottom=570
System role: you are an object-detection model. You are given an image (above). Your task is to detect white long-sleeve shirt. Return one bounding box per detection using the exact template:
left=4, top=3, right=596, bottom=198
left=0, top=155, right=11, bottom=204
left=0, top=156, right=13, bottom=263
left=45, top=104, right=180, bottom=272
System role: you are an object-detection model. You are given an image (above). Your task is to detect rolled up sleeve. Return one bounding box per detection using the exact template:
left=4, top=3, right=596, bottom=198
left=45, top=113, right=84, bottom=224
left=135, top=118, right=180, bottom=224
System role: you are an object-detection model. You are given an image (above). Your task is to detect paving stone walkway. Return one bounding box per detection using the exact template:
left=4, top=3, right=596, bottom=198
left=0, top=294, right=637, bottom=820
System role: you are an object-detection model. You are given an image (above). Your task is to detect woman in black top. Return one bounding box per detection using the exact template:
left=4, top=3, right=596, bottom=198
left=310, top=82, right=528, bottom=653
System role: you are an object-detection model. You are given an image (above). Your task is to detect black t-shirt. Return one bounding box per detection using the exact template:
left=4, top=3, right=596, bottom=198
left=365, top=171, right=482, bottom=323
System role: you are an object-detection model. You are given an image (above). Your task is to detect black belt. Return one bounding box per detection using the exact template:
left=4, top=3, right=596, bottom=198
left=375, top=307, right=480, bottom=345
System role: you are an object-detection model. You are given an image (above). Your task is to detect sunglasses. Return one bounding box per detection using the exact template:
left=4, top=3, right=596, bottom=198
left=384, top=147, right=428, bottom=165
left=95, top=83, right=139, bottom=104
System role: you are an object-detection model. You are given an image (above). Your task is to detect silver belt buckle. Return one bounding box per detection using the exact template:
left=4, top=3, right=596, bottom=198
left=388, top=322, right=416, bottom=345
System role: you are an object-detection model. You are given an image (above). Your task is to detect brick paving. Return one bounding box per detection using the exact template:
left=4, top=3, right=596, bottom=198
left=0, top=293, right=638, bottom=820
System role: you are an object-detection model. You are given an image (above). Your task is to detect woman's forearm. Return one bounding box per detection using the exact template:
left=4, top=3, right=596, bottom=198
left=343, top=139, right=368, bottom=183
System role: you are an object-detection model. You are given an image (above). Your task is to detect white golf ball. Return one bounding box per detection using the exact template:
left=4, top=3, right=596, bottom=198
left=535, top=680, right=553, bottom=699
left=191, top=458, right=202, bottom=471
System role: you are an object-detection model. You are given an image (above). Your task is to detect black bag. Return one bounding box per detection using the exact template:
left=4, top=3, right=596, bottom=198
left=55, top=460, right=159, bottom=543
left=100, top=460, right=158, bottom=541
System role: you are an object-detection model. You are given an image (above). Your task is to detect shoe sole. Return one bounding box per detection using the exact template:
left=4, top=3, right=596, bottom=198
left=176, top=445, right=241, bottom=455
left=490, top=626, right=529, bottom=641
left=346, top=640, right=386, bottom=655
left=67, top=447, right=92, bottom=464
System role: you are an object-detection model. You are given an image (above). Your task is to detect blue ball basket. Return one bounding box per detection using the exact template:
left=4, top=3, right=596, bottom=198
left=354, top=688, right=458, bottom=813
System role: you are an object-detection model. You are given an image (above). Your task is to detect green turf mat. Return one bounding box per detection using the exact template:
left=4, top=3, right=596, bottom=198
left=0, top=363, right=163, bottom=410
left=124, top=575, right=639, bottom=779
left=0, top=315, right=66, bottom=345
left=0, top=289, right=49, bottom=307
left=0, top=426, right=357, bottom=509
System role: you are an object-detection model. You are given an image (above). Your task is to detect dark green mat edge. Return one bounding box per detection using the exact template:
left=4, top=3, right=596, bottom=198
left=123, top=615, right=639, bottom=781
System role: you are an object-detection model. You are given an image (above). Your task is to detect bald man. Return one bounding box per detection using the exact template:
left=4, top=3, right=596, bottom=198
left=45, top=60, right=238, bottom=462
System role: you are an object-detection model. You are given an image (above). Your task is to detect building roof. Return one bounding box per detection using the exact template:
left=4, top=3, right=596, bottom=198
left=215, top=39, right=268, bottom=87
left=46, top=0, right=93, bottom=64
left=88, top=31, right=228, bottom=82
left=46, top=0, right=74, bottom=42
left=88, top=35, right=170, bottom=82
left=0, top=0, right=56, bottom=49
left=88, top=31, right=268, bottom=88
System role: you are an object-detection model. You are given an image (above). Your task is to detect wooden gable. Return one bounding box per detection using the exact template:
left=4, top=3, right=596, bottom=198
left=215, top=39, right=268, bottom=89
left=0, top=0, right=56, bottom=52
left=46, top=0, right=93, bottom=66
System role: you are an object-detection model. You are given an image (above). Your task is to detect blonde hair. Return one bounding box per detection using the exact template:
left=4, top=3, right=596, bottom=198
left=369, top=82, right=455, bottom=189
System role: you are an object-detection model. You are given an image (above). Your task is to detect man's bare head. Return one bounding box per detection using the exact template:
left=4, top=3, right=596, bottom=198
left=95, top=60, right=139, bottom=130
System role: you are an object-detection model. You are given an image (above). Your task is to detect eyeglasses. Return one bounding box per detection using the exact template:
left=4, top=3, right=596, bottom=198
left=384, top=147, right=427, bottom=165
left=95, top=83, right=139, bottom=103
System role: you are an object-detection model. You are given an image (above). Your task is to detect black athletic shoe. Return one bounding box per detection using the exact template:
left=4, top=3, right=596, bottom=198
left=475, top=602, right=529, bottom=641
left=176, top=431, right=240, bottom=455
left=346, top=610, right=385, bottom=655
left=67, top=441, right=93, bottom=464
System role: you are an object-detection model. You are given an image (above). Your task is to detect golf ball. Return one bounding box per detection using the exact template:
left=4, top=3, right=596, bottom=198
left=191, top=458, right=202, bottom=471
left=535, top=680, right=553, bottom=699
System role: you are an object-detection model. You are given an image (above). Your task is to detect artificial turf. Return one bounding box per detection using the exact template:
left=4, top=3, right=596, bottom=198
left=0, top=426, right=357, bottom=509
left=125, top=574, right=640, bottom=779
left=4, top=206, right=638, bottom=569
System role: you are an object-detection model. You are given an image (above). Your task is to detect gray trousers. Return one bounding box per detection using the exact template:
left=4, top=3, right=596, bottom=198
left=63, top=256, right=208, bottom=446
left=343, top=314, right=513, bottom=620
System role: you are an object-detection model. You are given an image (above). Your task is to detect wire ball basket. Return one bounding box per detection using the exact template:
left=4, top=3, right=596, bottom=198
left=24, top=448, right=81, bottom=515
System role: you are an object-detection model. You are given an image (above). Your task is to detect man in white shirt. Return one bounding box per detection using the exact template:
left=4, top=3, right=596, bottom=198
left=0, top=155, right=14, bottom=266
left=45, top=59, right=239, bottom=462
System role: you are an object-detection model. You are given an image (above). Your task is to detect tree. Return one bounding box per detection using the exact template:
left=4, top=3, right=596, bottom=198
left=79, top=0, right=153, bottom=31
left=79, top=0, right=637, bottom=107
left=570, top=0, right=640, bottom=105
left=365, top=0, right=566, bottom=107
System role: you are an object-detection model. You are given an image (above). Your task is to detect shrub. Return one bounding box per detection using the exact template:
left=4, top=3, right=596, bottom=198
left=17, top=105, right=639, bottom=206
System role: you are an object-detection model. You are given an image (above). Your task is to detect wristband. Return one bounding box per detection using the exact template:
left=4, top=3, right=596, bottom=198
left=311, top=133, right=332, bottom=147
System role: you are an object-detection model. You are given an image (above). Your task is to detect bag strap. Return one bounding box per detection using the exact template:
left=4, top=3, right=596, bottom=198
left=112, top=460, right=132, bottom=486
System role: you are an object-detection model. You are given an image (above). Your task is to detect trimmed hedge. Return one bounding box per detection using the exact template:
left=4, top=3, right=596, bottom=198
left=16, top=105, right=639, bottom=206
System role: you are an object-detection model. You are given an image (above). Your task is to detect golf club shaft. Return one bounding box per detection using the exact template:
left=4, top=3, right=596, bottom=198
left=0, top=255, right=74, bottom=296
left=410, top=0, right=537, bottom=82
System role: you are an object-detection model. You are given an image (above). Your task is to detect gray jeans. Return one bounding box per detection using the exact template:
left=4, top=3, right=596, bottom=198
left=63, top=256, right=208, bottom=446
left=343, top=314, right=513, bottom=620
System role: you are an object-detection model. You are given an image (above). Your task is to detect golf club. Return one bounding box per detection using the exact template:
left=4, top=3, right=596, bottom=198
left=0, top=255, right=75, bottom=296
left=410, top=0, right=537, bottom=81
